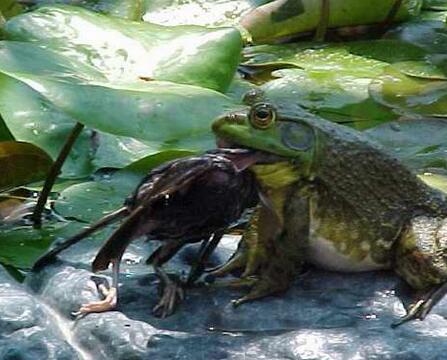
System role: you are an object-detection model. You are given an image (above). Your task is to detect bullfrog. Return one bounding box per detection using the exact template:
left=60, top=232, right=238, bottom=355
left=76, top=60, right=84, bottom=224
left=210, top=95, right=447, bottom=326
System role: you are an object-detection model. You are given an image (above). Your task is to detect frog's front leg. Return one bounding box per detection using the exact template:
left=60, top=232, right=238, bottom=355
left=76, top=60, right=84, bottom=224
left=231, top=193, right=309, bottom=306
left=207, top=205, right=272, bottom=280
left=393, top=216, right=447, bottom=327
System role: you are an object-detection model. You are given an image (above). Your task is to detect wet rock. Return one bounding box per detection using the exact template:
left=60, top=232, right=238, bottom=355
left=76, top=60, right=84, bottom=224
left=3, top=235, right=447, bottom=359
left=0, top=267, right=79, bottom=360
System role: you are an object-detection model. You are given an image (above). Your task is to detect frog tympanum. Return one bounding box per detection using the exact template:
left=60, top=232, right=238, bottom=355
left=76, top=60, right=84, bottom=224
left=211, top=98, right=447, bottom=326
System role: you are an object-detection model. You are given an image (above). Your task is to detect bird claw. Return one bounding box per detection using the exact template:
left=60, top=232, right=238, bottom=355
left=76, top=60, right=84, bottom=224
left=74, top=284, right=117, bottom=316
left=152, top=281, right=185, bottom=318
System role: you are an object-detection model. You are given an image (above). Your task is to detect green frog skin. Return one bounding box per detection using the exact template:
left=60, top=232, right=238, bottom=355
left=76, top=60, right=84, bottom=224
left=210, top=100, right=447, bottom=326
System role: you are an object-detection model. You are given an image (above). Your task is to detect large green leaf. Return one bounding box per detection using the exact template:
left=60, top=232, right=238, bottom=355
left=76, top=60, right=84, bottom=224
left=0, top=141, right=53, bottom=191
left=4, top=5, right=242, bottom=92
left=0, top=73, right=95, bottom=178
left=55, top=150, right=194, bottom=222
left=142, top=0, right=270, bottom=27
left=0, top=6, right=244, bottom=175
left=14, top=75, right=238, bottom=150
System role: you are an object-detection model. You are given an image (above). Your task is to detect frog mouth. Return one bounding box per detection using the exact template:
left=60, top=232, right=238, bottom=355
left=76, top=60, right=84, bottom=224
left=212, top=138, right=284, bottom=171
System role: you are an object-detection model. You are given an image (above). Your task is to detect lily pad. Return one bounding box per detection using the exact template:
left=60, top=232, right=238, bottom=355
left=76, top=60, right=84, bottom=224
left=243, top=44, right=387, bottom=77
left=386, top=20, right=447, bottom=55
left=391, top=61, right=447, bottom=80
left=0, top=141, right=53, bottom=192
left=262, top=68, right=396, bottom=129
left=0, top=6, right=244, bottom=175
left=143, top=0, right=270, bottom=27
left=0, top=221, right=98, bottom=269
left=423, top=0, right=447, bottom=10
left=0, top=73, right=95, bottom=178
left=346, top=39, right=428, bottom=64
left=366, top=118, right=447, bottom=171
left=370, top=67, right=447, bottom=118
left=55, top=150, right=194, bottom=222
left=4, top=5, right=242, bottom=92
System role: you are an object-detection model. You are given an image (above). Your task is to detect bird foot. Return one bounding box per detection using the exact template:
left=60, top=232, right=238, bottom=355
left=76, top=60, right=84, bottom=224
left=152, top=281, right=184, bottom=318
left=72, top=283, right=117, bottom=317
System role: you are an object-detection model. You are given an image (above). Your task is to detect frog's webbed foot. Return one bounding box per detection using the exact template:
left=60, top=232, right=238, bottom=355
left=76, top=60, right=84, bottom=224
left=392, top=282, right=447, bottom=328
left=152, top=266, right=185, bottom=318
left=231, top=275, right=290, bottom=307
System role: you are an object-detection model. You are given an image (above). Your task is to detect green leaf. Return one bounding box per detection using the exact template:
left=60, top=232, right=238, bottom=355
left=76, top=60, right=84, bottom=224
left=391, top=61, right=447, bottom=80
left=423, top=0, right=447, bottom=10
left=4, top=5, right=242, bottom=92
left=0, top=141, right=53, bottom=191
left=142, top=0, right=270, bottom=27
left=386, top=20, right=447, bottom=55
left=55, top=150, right=195, bottom=222
left=0, top=221, right=97, bottom=269
left=243, top=44, right=387, bottom=76
left=366, top=119, right=447, bottom=172
left=346, top=39, right=428, bottom=63
left=0, top=6, right=244, bottom=175
left=370, top=67, right=447, bottom=118
left=12, top=76, right=238, bottom=150
left=0, top=73, right=95, bottom=178
left=261, top=68, right=396, bottom=129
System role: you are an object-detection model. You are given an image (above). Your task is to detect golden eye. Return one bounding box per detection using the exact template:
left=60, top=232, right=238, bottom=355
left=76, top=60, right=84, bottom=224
left=249, top=103, right=276, bottom=129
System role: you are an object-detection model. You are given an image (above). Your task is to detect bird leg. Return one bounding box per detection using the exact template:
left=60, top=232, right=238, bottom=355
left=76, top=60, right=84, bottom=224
left=186, top=230, right=224, bottom=286
left=73, top=259, right=120, bottom=316
left=152, top=263, right=184, bottom=318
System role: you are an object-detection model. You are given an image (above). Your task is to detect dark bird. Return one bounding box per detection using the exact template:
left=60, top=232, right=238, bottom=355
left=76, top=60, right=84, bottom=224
left=32, top=151, right=258, bottom=317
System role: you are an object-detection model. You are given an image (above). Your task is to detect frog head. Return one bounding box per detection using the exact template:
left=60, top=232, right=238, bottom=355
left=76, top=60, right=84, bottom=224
left=212, top=101, right=317, bottom=186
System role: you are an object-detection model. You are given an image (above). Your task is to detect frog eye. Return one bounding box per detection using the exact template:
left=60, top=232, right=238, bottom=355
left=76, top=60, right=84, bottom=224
left=249, top=103, right=276, bottom=130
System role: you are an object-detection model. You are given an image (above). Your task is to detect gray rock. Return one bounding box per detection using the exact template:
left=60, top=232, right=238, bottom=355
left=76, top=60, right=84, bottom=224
left=0, top=267, right=80, bottom=360
left=3, top=235, right=447, bottom=359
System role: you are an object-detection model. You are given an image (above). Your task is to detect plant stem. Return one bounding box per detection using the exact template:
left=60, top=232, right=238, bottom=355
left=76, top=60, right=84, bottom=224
left=32, top=122, right=85, bottom=228
left=314, top=0, right=330, bottom=42
left=382, top=0, right=404, bottom=28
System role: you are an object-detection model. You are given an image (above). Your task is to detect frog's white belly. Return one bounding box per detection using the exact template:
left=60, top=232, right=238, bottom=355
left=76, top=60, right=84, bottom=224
left=307, top=221, right=388, bottom=272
